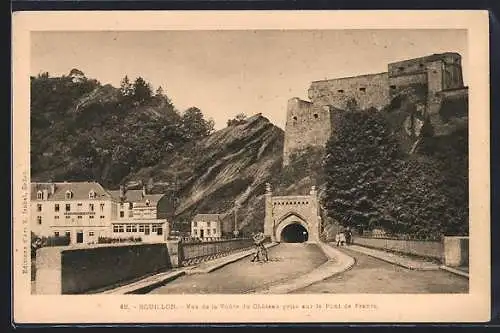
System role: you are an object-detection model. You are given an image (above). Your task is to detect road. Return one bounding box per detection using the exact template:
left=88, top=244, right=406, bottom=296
left=149, top=243, right=327, bottom=294
left=292, top=247, right=469, bottom=294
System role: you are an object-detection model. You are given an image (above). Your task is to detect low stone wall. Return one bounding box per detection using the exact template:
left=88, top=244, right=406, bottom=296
left=353, top=236, right=444, bottom=261
left=180, top=238, right=254, bottom=266
left=36, top=242, right=175, bottom=294
left=443, top=236, right=469, bottom=267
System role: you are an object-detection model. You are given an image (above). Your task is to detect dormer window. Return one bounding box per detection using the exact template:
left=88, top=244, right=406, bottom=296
left=88, top=190, right=96, bottom=199
left=36, top=191, right=43, bottom=200
left=65, top=190, right=73, bottom=200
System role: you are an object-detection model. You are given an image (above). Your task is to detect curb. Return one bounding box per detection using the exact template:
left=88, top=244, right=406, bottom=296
left=99, top=270, right=187, bottom=295
left=439, top=265, right=469, bottom=279
left=186, top=243, right=279, bottom=274
left=347, top=244, right=440, bottom=271
left=250, top=242, right=355, bottom=294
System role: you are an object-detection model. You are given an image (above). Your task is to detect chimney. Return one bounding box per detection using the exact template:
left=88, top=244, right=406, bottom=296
left=119, top=185, right=125, bottom=200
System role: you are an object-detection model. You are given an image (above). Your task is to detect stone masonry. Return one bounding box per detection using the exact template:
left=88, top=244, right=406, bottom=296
left=282, top=52, right=468, bottom=165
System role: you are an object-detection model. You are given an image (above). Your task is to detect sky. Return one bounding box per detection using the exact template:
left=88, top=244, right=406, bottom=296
left=31, top=30, right=468, bottom=130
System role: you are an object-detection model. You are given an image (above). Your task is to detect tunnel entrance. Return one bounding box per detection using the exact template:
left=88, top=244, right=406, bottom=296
left=280, top=223, right=309, bottom=243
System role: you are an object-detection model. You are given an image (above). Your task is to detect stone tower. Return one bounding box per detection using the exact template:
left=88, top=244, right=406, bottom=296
left=282, top=97, right=333, bottom=166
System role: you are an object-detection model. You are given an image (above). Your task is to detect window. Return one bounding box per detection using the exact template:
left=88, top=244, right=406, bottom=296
left=292, top=116, right=297, bottom=121
left=152, top=225, right=158, bottom=232
left=77, top=202, right=82, bottom=207
left=37, top=191, right=43, bottom=200
left=89, top=203, right=94, bottom=211
left=100, top=203, right=105, bottom=211
left=89, top=215, right=94, bottom=219
left=193, top=221, right=197, bottom=228
left=113, top=225, right=119, bottom=232
left=113, top=225, right=124, bottom=233
left=213, top=228, right=217, bottom=235
left=88, top=190, right=96, bottom=199
left=139, top=225, right=145, bottom=232
left=65, top=191, right=73, bottom=199
left=313, top=113, right=318, bottom=119
left=390, top=85, right=396, bottom=89
left=126, top=225, right=132, bottom=232
left=65, top=215, right=70, bottom=219
left=337, top=89, right=344, bottom=93
left=37, top=216, right=42, bottom=225
left=55, top=204, right=60, bottom=212
left=100, top=215, right=105, bottom=219
left=54, top=232, right=59, bottom=237
left=120, top=211, right=124, bottom=217
left=193, top=229, right=197, bottom=236
left=54, top=216, right=60, bottom=219
left=37, top=204, right=42, bottom=212
left=129, top=203, right=133, bottom=210
left=131, top=225, right=137, bottom=232
left=419, top=63, right=424, bottom=68
left=359, top=87, right=366, bottom=92
left=77, top=215, right=82, bottom=219
left=89, top=231, right=95, bottom=236
left=65, top=231, right=71, bottom=238
left=144, top=225, right=150, bottom=235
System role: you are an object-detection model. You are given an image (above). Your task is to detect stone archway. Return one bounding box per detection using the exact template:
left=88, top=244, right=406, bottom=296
left=275, top=213, right=310, bottom=243
left=281, top=223, right=309, bottom=243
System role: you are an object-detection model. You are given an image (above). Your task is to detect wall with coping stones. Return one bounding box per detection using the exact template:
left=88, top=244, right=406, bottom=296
left=308, top=72, right=390, bottom=110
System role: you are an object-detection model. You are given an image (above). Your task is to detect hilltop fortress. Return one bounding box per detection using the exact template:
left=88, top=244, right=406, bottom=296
left=283, top=52, right=469, bottom=165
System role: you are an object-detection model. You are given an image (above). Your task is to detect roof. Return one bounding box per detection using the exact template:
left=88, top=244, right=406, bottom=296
left=31, top=182, right=111, bottom=201
left=108, top=189, right=164, bottom=203
left=192, top=214, right=225, bottom=222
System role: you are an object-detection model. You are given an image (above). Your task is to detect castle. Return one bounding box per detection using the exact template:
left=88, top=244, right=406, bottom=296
left=283, top=52, right=469, bottom=165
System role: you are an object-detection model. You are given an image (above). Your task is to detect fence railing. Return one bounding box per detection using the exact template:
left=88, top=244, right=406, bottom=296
left=180, top=238, right=255, bottom=266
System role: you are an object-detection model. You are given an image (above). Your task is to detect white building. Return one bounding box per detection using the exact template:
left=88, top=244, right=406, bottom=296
left=31, top=181, right=169, bottom=245
left=31, top=182, right=117, bottom=244
left=108, top=185, right=168, bottom=243
left=191, top=214, right=224, bottom=240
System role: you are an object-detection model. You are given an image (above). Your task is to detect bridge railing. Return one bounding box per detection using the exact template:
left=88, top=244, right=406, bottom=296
left=180, top=238, right=254, bottom=267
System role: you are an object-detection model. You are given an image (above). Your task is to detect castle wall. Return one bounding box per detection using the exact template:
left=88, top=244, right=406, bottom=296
left=283, top=98, right=332, bottom=166
left=388, top=73, right=428, bottom=99
left=307, top=72, right=390, bottom=111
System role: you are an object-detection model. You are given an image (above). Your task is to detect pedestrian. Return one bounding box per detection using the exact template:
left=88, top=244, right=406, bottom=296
left=251, top=232, right=268, bottom=262
left=345, top=227, right=352, bottom=245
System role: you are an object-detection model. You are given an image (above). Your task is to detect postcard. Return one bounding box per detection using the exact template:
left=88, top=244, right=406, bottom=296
left=12, top=10, right=490, bottom=324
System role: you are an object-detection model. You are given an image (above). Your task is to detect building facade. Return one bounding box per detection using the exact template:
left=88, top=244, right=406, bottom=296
left=31, top=182, right=169, bottom=245
left=31, top=182, right=117, bottom=244
left=191, top=214, right=224, bottom=240
left=108, top=185, right=168, bottom=243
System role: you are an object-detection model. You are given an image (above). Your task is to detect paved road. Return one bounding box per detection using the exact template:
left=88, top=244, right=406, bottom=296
left=292, top=247, right=469, bottom=294
left=149, top=243, right=327, bottom=294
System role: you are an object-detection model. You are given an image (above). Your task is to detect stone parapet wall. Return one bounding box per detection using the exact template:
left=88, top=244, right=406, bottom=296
left=353, top=236, right=444, bottom=260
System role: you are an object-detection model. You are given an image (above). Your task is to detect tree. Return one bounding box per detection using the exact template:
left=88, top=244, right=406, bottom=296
left=155, top=86, right=164, bottom=97
left=323, top=109, right=402, bottom=232
left=181, top=107, right=215, bottom=140
left=119, top=75, right=133, bottom=97
left=227, top=113, right=247, bottom=126
left=132, top=77, right=153, bottom=103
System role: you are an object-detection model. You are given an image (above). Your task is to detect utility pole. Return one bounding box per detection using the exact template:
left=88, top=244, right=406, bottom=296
left=233, top=201, right=240, bottom=238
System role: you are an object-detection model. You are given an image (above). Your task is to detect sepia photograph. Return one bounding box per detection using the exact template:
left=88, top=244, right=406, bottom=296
left=12, top=10, right=490, bottom=324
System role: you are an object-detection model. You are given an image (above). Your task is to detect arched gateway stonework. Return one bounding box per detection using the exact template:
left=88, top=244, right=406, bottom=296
left=264, top=183, right=322, bottom=243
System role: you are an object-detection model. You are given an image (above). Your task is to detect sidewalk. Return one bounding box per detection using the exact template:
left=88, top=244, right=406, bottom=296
left=439, top=265, right=470, bottom=279
left=250, top=242, right=355, bottom=294
left=99, top=242, right=278, bottom=294
left=346, top=244, right=440, bottom=271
